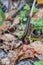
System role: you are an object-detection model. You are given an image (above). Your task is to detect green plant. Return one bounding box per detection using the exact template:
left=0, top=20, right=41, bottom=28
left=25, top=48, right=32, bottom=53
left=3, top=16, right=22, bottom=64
left=33, top=7, right=39, bottom=13
left=34, top=60, right=43, bottom=65
left=24, top=4, right=30, bottom=11
left=30, top=18, right=43, bottom=33
left=20, top=4, right=30, bottom=23
left=20, top=10, right=27, bottom=22
left=18, top=31, right=24, bottom=39
left=0, top=8, right=5, bottom=25
left=20, top=5, right=39, bottom=28
left=20, top=23, right=24, bottom=28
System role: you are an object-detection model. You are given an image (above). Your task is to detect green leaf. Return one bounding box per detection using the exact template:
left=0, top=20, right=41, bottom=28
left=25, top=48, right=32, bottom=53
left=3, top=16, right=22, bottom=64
left=18, top=34, right=22, bottom=39
left=30, top=18, right=43, bottom=26
left=18, top=31, right=24, bottom=39
left=34, top=61, right=43, bottom=65
left=20, top=11, right=26, bottom=17
left=0, top=20, right=5, bottom=25
left=38, top=18, right=43, bottom=26
left=34, top=61, right=41, bottom=65
left=33, top=7, right=39, bottom=13
left=0, top=8, right=5, bottom=25
left=30, top=19, right=37, bottom=25
left=39, top=61, right=43, bottom=65
left=20, top=4, right=30, bottom=22
left=42, top=29, right=43, bottom=33
left=23, top=17, right=27, bottom=21
left=20, top=23, right=23, bottom=28
left=20, top=10, right=27, bottom=22
left=30, top=18, right=43, bottom=33
left=20, top=16, right=23, bottom=22
left=24, top=4, right=30, bottom=11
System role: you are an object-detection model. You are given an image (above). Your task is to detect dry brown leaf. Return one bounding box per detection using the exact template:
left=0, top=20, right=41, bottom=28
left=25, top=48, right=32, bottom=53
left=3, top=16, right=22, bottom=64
left=19, top=44, right=35, bottom=60
left=30, top=41, right=43, bottom=54
left=0, top=34, right=14, bottom=42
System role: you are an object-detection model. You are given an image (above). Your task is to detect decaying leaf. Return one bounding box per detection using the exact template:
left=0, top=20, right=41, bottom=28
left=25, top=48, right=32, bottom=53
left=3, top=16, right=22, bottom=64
left=0, top=34, right=14, bottom=42
left=30, top=41, right=43, bottom=55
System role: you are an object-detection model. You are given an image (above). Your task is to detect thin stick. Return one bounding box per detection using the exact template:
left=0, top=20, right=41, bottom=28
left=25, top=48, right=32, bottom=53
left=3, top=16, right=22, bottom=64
left=30, top=0, right=36, bottom=17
